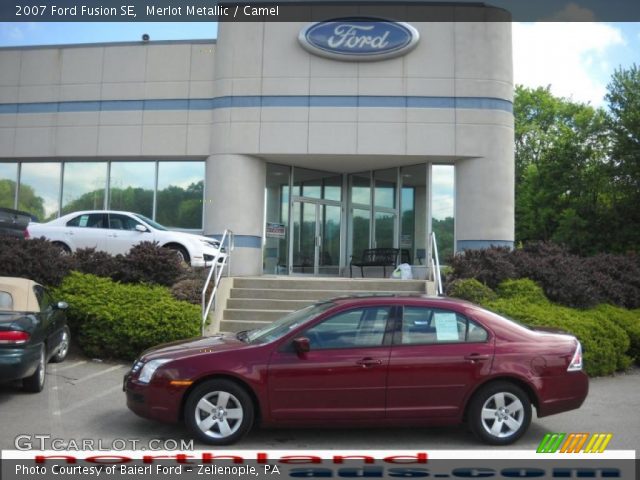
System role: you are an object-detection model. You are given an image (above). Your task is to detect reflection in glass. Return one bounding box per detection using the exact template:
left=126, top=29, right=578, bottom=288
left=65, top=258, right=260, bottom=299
left=293, top=167, right=341, bottom=201
left=157, top=162, right=205, bottom=229
left=400, top=164, right=427, bottom=265
left=264, top=164, right=290, bottom=274
left=374, top=169, right=397, bottom=209
left=109, top=162, right=154, bottom=218
left=351, top=173, right=370, bottom=205
left=62, top=163, right=107, bottom=215
left=0, top=163, right=17, bottom=209
left=319, top=204, right=340, bottom=275
left=19, top=163, right=61, bottom=221
left=375, top=211, right=396, bottom=248
left=351, top=208, right=370, bottom=259
left=432, top=165, right=455, bottom=260
left=291, top=201, right=316, bottom=274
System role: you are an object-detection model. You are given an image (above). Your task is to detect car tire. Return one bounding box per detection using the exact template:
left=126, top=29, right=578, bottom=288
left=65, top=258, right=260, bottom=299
left=468, top=381, right=532, bottom=445
left=51, top=326, right=71, bottom=363
left=23, top=345, right=46, bottom=393
left=168, top=245, right=190, bottom=265
left=52, top=242, right=71, bottom=255
left=184, top=379, right=254, bottom=445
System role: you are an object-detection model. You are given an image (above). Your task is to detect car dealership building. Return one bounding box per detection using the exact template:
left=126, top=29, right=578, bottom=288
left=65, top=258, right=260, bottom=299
left=0, top=4, right=514, bottom=276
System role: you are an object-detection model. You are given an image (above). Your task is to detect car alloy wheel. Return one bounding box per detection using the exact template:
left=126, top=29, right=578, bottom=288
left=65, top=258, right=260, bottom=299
left=185, top=379, right=254, bottom=445
left=469, top=382, right=531, bottom=445
left=51, top=326, right=71, bottom=363
left=23, top=345, right=46, bottom=393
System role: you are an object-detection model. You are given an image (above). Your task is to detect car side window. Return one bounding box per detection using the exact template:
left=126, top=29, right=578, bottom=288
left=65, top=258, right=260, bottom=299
left=0, top=291, right=13, bottom=310
left=109, top=214, right=142, bottom=231
left=32, top=285, right=52, bottom=312
left=399, top=307, right=488, bottom=345
left=66, top=213, right=107, bottom=228
left=302, top=307, right=392, bottom=350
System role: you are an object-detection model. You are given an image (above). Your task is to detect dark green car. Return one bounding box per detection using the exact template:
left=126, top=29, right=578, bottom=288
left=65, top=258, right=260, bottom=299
left=0, top=277, right=70, bottom=392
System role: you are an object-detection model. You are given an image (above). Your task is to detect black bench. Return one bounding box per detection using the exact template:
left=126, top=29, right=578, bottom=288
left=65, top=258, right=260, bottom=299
left=350, top=248, right=411, bottom=278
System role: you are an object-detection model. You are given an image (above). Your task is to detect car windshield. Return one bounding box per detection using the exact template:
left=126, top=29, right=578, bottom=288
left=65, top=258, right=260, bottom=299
left=133, top=213, right=168, bottom=231
left=247, top=302, right=336, bottom=345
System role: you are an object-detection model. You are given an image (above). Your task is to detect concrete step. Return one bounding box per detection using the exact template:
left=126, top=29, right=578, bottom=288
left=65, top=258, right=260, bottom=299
left=224, top=309, right=292, bottom=321
left=219, top=319, right=273, bottom=332
left=227, top=298, right=316, bottom=310
left=229, top=288, right=424, bottom=301
left=233, top=277, right=426, bottom=292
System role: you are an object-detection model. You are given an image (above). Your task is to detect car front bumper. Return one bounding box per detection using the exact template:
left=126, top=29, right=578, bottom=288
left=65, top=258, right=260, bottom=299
left=124, top=375, right=185, bottom=424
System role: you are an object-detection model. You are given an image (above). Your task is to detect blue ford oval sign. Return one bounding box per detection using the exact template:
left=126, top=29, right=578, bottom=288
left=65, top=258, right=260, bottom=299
left=299, top=18, right=420, bottom=61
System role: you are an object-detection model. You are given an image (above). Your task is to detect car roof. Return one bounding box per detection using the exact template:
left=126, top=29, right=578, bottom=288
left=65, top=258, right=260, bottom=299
left=0, top=277, right=41, bottom=312
left=328, top=294, right=475, bottom=308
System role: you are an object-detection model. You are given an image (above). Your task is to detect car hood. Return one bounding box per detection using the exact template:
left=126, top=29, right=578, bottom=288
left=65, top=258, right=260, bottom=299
left=140, top=333, right=245, bottom=361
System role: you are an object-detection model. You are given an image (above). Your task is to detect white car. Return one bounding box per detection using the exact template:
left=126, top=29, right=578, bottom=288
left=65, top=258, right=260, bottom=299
left=27, top=210, right=225, bottom=268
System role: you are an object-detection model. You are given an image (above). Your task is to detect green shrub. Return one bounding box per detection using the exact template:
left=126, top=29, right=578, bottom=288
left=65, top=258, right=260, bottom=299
left=447, top=278, right=497, bottom=304
left=495, top=278, right=547, bottom=304
left=113, top=241, right=186, bottom=287
left=0, top=237, right=74, bottom=287
left=448, top=241, right=640, bottom=309
left=53, top=272, right=200, bottom=360
left=589, top=304, right=640, bottom=364
left=74, top=242, right=187, bottom=287
left=74, top=248, right=123, bottom=278
left=485, top=292, right=631, bottom=376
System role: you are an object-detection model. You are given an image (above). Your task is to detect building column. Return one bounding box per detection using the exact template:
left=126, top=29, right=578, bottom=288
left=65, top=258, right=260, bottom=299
left=204, top=154, right=266, bottom=276
left=455, top=137, right=515, bottom=252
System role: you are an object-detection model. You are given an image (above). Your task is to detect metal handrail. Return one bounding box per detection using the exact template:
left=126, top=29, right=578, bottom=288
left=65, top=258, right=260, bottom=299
left=430, top=232, right=444, bottom=296
left=201, top=229, right=234, bottom=335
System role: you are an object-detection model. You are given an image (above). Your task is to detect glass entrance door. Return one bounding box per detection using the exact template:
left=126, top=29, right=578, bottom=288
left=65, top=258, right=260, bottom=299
left=291, top=200, right=341, bottom=275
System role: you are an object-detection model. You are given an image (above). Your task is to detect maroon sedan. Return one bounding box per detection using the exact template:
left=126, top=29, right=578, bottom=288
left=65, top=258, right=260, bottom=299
left=124, top=296, right=588, bottom=445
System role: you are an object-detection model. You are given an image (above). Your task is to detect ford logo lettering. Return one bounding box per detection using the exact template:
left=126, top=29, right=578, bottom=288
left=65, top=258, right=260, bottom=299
left=299, top=18, right=420, bottom=61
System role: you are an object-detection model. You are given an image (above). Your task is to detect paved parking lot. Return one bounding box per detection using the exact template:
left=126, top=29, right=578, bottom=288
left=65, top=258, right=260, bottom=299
left=1, top=352, right=638, bottom=452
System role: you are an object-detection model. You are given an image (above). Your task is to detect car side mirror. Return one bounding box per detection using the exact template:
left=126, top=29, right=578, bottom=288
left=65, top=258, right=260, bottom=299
left=135, top=224, right=148, bottom=233
left=292, top=337, right=310, bottom=356
left=55, top=301, right=68, bottom=310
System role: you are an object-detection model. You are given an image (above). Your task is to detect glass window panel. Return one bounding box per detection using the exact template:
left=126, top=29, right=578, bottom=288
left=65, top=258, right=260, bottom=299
left=109, top=162, right=155, bottom=219
left=293, top=167, right=341, bottom=201
left=350, top=172, right=370, bottom=206
left=304, top=307, right=391, bottom=349
left=432, top=165, right=455, bottom=260
left=375, top=211, right=396, bottom=248
left=401, top=307, right=471, bottom=345
left=264, top=164, right=290, bottom=274
left=61, top=162, right=107, bottom=215
left=19, top=163, right=61, bottom=221
left=319, top=204, right=341, bottom=275
left=351, top=208, right=370, bottom=259
left=0, top=163, right=18, bottom=209
left=401, top=164, right=427, bottom=265
left=374, top=168, right=397, bottom=209
left=156, top=161, right=205, bottom=229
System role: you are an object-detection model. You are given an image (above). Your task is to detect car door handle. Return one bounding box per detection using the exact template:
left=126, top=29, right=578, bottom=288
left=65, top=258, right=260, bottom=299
left=355, top=358, right=382, bottom=368
left=464, top=353, right=490, bottom=362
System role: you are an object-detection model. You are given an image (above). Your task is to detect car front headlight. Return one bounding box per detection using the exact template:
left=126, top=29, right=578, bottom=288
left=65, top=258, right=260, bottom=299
left=138, top=359, right=171, bottom=384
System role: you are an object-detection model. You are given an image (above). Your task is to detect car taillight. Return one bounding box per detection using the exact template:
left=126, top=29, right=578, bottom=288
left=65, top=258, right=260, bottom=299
left=23, top=228, right=30, bottom=239
left=567, top=342, right=583, bottom=371
left=0, top=330, right=31, bottom=345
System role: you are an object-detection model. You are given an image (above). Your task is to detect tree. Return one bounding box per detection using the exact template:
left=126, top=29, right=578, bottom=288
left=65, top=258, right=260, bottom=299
left=0, top=179, right=46, bottom=220
left=514, top=86, right=612, bottom=254
left=605, top=65, right=640, bottom=252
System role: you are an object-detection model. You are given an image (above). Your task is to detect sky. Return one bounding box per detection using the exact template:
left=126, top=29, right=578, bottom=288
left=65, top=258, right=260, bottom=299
left=0, top=21, right=639, bottom=106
